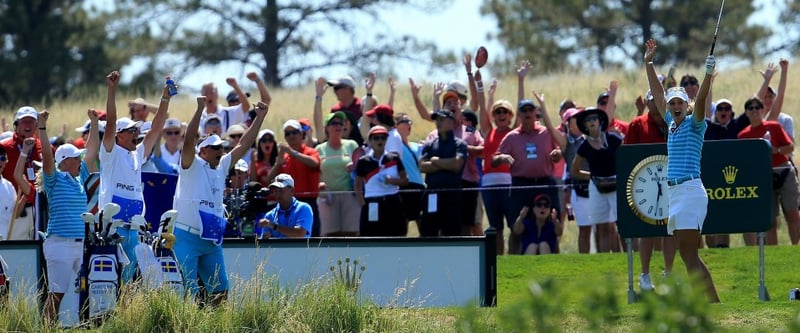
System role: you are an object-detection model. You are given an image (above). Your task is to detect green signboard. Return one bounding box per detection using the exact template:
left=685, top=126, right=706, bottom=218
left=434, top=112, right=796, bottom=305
left=616, top=139, right=773, bottom=238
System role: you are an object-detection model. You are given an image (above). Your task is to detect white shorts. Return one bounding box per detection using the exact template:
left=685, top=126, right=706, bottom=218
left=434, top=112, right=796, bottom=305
left=43, top=236, right=83, bottom=293
left=588, top=182, right=617, bottom=224
left=571, top=190, right=592, bottom=227
left=667, top=179, right=708, bottom=235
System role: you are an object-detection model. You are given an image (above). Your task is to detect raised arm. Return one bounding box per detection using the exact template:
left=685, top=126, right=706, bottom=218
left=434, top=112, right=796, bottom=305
left=477, top=71, right=492, bottom=135
left=226, top=77, right=251, bottom=117
left=230, top=102, right=268, bottom=166
left=533, top=91, right=566, bottom=148
left=142, top=84, right=171, bottom=157
left=431, top=82, right=445, bottom=114
left=694, top=56, right=716, bottom=123
left=644, top=39, right=666, bottom=118
left=606, top=80, right=619, bottom=119
left=362, top=72, right=377, bottom=111
left=103, top=71, right=120, bottom=152
left=313, top=77, right=328, bottom=142
left=768, top=59, right=789, bottom=121
left=248, top=72, right=272, bottom=106
left=181, top=96, right=206, bottom=170
left=517, top=60, right=530, bottom=106
left=409, top=78, right=433, bottom=121
left=38, top=111, right=54, bottom=176
left=84, top=108, right=101, bottom=173
left=464, top=53, right=479, bottom=111
left=14, top=138, right=36, bottom=195
left=387, top=77, right=397, bottom=108
left=756, top=62, right=777, bottom=104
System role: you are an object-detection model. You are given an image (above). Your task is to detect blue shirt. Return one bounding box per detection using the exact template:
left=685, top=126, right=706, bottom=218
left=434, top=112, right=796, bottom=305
left=666, top=113, right=706, bottom=179
left=400, top=142, right=424, bottom=186
left=259, top=198, right=313, bottom=238
left=43, top=161, right=90, bottom=238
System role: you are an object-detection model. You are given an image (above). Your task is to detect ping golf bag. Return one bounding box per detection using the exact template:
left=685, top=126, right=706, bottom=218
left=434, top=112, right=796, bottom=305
left=0, top=236, right=10, bottom=304
left=133, top=210, right=184, bottom=295
left=78, top=203, right=127, bottom=323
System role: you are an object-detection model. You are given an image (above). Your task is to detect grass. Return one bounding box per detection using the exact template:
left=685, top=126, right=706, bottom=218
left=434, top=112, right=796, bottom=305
left=0, top=245, right=799, bottom=332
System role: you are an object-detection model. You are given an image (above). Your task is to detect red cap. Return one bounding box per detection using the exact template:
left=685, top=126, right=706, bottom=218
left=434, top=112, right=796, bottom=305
left=366, top=104, right=394, bottom=117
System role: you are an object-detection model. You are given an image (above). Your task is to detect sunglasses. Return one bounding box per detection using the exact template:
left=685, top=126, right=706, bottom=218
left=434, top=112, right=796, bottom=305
left=397, top=119, right=413, bottom=125
left=259, top=137, right=274, bottom=143
left=584, top=115, right=600, bottom=122
left=493, top=109, right=510, bottom=115
left=716, top=106, right=732, bottom=112
left=370, top=135, right=388, bottom=141
left=680, top=79, right=699, bottom=87
left=284, top=130, right=301, bottom=137
left=164, top=131, right=181, bottom=136
left=745, top=105, right=763, bottom=111
left=121, top=127, right=140, bottom=134
left=598, top=100, right=608, bottom=106
left=228, top=134, right=243, bottom=139
left=327, top=121, right=344, bottom=127
left=0, top=155, right=7, bottom=162
left=206, top=120, right=222, bottom=126
left=534, top=202, right=550, bottom=208
left=205, top=145, right=223, bottom=151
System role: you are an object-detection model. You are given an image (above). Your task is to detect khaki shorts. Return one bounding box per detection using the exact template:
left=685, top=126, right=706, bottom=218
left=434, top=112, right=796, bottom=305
left=774, top=163, right=800, bottom=217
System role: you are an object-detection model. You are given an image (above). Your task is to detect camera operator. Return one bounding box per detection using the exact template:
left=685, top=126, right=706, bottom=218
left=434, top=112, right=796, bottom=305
left=258, top=173, right=313, bottom=238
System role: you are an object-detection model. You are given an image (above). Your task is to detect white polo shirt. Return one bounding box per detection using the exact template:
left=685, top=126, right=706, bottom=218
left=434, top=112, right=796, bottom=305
left=99, top=142, right=146, bottom=212
left=199, top=104, right=246, bottom=136
left=160, top=143, right=181, bottom=166
left=0, top=177, right=16, bottom=237
left=174, top=153, right=232, bottom=232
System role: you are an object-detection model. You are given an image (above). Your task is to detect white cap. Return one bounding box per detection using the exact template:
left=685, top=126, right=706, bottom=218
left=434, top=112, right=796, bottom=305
left=75, top=120, right=91, bottom=133
left=715, top=98, right=733, bottom=108
left=115, top=117, right=143, bottom=133
left=446, top=80, right=469, bottom=97
left=234, top=159, right=249, bottom=172
left=55, top=144, right=84, bottom=167
left=258, top=129, right=275, bottom=140
left=326, top=75, right=355, bottom=89
left=269, top=173, right=295, bottom=188
left=226, top=124, right=246, bottom=138
left=665, top=87, right=689, bottom=103
left=197, top=134, right=224, bottom=148
left=283, top=120, right=301, bottom=132
left=0, top=131, right=13, bottom=142
left=15, top=106, right=37, bottom=122
left=164, top=118, right=182, bottom=129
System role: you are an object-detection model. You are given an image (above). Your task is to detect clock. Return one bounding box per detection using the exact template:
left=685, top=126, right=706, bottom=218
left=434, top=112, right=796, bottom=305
left=626, top=155, right=669, bottom=225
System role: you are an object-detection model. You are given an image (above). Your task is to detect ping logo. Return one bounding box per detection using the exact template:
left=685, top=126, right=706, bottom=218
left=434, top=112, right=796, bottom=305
left=722, top=165, right=738, bottom=184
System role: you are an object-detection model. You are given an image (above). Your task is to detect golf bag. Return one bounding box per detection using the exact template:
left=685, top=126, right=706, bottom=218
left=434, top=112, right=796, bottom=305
left=78, top=203, right=127, bottom=323
left=134, top=210, right=183, bottom=295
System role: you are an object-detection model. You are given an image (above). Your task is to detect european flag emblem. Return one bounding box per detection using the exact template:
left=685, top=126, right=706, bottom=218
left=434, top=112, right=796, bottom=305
left=161, top=261, right=178, bottom=273
left=93, top=259, right=113, bottom=272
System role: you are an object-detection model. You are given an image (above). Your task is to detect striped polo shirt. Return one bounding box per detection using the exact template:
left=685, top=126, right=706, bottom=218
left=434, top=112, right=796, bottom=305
left=43, top=161, right=90, bottom=238
left=666, top=112, right=706, bottom=179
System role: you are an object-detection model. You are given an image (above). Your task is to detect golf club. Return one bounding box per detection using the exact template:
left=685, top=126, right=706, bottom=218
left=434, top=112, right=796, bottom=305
left=709, top=0, right=725, bottom=55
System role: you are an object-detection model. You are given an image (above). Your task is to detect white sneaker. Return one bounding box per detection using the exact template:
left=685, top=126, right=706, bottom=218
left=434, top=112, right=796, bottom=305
left=639, top=273, right=655, bottom=291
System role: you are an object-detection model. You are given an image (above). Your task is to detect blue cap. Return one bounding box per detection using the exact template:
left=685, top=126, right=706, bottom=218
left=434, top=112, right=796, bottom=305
left=518, top=99, right=536, bottom=110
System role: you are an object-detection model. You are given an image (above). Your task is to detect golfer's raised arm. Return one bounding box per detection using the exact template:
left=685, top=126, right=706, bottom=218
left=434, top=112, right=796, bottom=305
left=644, top=39, right=666, bottom=118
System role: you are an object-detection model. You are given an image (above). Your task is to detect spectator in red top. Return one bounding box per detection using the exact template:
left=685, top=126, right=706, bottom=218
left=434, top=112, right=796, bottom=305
left=738, top=96, right=799, bottom=246
left=625, top=91, right=675, bottom=292
left=479, top=98, right=515, bottom=254
left=0, top=106, right=44, bottom=240
left=596, top=81, right=629, bottom=136
left=268, top=119, right=322, bottom=237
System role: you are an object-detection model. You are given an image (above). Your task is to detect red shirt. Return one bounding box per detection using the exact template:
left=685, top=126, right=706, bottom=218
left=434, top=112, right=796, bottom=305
left=610, top=118, right=629, bottom=136
left=0, top=133, right=43, bottom=204
left=497, top=126, right=557, bottom=179
left=72, top=137, right=86, bottom=149
left=738, top=121, right=792, bottom=166
left=276, top=144, right=321, bottom=198
left=483, top=127, right=512, bottom=174
left=624, top=113, right=667, bottom=144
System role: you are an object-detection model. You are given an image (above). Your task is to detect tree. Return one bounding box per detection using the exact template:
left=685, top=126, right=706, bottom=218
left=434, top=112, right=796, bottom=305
left=481, top=0, right=771, bottom=73
left=116, top=0, right=449, bottom=88
left=0, top=0, right=134, bottom=107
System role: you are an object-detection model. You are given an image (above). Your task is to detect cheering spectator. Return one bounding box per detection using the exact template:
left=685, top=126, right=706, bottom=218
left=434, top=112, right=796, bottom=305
left=355, top=126, right=408, bottom=236
left=513, top=194, right=562, bottom=255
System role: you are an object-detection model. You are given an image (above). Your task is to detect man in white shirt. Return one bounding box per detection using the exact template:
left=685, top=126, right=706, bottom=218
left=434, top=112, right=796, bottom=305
left=199, top=79, right=250, bottom=136
left=173, top=96, right=268, bottom=306
left=100, top=70, right=170, bottom=283
left=160, top=118, right=183, bottom=167
left=0, top=147, right=16, bottom=238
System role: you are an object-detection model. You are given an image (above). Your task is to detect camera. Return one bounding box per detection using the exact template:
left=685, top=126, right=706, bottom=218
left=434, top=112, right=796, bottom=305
left=224, top=182, right=271, bottom=238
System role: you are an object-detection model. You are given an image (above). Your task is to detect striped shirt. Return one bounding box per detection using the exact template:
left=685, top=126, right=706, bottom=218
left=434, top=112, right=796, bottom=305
left=666, top=113, right=706, bottom=179
left=43, top=161, right=90, bottom=238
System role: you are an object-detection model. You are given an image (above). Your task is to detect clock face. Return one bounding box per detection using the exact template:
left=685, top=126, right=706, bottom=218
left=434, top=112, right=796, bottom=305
left=626, top=155, right=669, bottom=225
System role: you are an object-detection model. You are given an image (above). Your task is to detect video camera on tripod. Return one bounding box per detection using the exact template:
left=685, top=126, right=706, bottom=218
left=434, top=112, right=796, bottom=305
left=224, top=181, right=271, bottom=238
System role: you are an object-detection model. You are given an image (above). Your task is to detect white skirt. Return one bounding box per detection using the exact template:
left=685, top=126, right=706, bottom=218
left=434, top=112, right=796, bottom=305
left=667, top=178, right=708, bottom=235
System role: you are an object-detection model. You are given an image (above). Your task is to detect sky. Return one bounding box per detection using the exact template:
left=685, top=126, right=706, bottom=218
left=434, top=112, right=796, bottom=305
left=112, top=0, right=789, bottom=93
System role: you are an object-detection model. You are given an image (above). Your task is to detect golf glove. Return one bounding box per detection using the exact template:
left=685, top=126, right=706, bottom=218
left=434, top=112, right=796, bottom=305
left=706, top=55, right=716, bottom=75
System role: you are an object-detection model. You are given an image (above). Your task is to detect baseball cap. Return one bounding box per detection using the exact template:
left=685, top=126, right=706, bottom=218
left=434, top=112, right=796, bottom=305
left=75, top=120, right=92, bottom=133
left=446, top=80, right=468, bottom=98
left=283, top=119, right=301, bottom=132
left=365, top=104, right=393, bottom=117
left=298, top=118, right=312, bottom=132
left=15, top=106, right=37, bottom=121
left=491, top=100, right=514, bottom=114
left=431, top=109, right=455, bottom=120
left=325, top=111, right=347, bottom=125
left=596, top=92, right=610, bottom=104
left=226, top=91, right=251, bottom=103
left=226, top=124, right=246, bottom=138
left=441, top=91, right=460, bottom=104
left=368, top=125, right=389, bottom=138
left=198, top=134, right=224, bottom=148
left=203, top=114, right=223, bottom=128
left=164, top=118, right=182, bottom=130
left=54, top=144, right=84, bottom=167
left=665, top=87, right=689, bottom=103
left=518, top=99, right=537, bottom=110
left=234, top=159, right=249, bottom=172
left=715, top=98, right=733, bottom=108
left=327, top=76, right=355, bottom=89
left=115, top=117, right=143, bottom=133
left=462, top=110, right=478, bottom=126
left=561, top=108, right=582, bottom=123
left=269, top=173, right=295, bottom=188
left=258, top=129, right=275, bottom=140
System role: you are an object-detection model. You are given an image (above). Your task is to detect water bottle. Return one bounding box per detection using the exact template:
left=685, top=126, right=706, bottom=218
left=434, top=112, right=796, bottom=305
left=165, top=76, right=178, bottom=96
left=763, top=130, right=772, bottom=149
left=567, top=204, right=575, bottom=221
